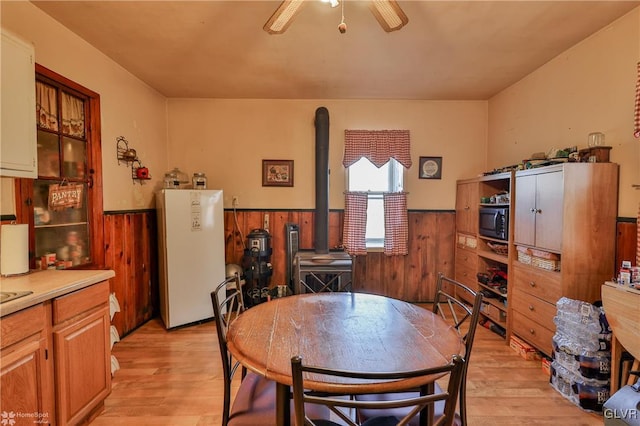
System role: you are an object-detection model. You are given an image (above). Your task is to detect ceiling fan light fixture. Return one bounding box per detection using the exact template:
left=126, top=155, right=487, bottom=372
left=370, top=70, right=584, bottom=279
left=328, top=0, right=340, bottom=8
left=369, top=0, right=408, bottom=32
left=264, top=0, right=306, bottom=34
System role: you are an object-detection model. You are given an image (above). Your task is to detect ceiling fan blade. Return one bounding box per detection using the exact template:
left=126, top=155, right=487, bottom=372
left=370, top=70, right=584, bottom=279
left=369, top=0, right=408, bottom=32
left=264, top=0, right=307, bottom=34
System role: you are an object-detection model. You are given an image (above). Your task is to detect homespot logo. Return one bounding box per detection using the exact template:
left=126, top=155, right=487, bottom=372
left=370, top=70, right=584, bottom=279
left=603, top=408, right=638, bottom=420
left=1, top=411, right=50, bottom=424
left=0, top=411, right=14, bottom=425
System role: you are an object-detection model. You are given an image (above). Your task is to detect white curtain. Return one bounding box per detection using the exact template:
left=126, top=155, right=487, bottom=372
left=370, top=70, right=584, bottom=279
left=36, top=81, right=58, bottom=131
left=61, top=92, right=85, bottom=138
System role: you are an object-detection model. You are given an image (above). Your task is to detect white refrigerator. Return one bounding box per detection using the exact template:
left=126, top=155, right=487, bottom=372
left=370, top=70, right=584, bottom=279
left=156, top=189, right=225, bottom=329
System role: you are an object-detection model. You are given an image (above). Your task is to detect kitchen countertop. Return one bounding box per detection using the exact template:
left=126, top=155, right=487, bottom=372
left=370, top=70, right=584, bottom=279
left=0, top=269, right=115, bottom=317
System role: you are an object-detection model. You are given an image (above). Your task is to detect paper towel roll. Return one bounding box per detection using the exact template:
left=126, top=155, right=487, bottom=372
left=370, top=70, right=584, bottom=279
left=1, top=224, right=29, bottom=276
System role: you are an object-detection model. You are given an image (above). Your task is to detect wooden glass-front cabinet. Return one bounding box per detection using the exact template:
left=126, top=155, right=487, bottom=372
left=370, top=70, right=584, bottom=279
left=17, top=64, right=103, bottom=269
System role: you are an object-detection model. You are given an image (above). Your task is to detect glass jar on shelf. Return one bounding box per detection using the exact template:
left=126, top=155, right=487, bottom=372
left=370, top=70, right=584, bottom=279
left=192, top=172, right=207, bottom=190
left=164, top=167, right=189, bottom=188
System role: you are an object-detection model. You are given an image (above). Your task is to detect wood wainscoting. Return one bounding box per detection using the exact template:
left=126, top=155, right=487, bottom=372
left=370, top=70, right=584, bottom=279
left=104, top=211, right=158, bottom=337
left=224, top=209, right=456, bottom=302
left=101, top=209, right=637, bottom=337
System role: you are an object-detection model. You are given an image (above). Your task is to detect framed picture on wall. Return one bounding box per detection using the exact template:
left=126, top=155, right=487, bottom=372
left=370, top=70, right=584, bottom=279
left=419, top=156, right=442, bottom=179
left=262, top=159, right=294, bottom=187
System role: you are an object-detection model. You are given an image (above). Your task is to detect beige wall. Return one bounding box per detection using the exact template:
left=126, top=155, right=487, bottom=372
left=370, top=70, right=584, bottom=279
left=167, top=99, right=488, bottom=209
left=488, top=7, right=640, bottom=217
left=1, top=1, right=168, bottom=212
left=2, top=0, right=486, bottom=213
left=3, top=2, right=639, bottom=216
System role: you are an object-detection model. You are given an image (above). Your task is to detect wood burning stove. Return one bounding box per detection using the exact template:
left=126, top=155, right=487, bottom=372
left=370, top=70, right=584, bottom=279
left=287, top=107, right=354, bottom=294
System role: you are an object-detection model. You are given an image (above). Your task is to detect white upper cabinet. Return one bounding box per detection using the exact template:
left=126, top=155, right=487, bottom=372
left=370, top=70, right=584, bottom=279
left=1, top=28, right=37, bottom=178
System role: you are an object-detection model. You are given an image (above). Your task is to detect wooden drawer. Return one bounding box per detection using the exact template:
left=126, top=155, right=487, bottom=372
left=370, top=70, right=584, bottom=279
left=511, top=288, right=556, bottom=330
left=512, top=262, right=561, bottom=304
left=454, top=262, right=477, bottom=291
left=455, top=247, right=477, bottom=270
left=0, top=304, right=46, bottom=349
left=511, top=310, right=554, bottom=356
left=52, top=281, right=109, bottom=325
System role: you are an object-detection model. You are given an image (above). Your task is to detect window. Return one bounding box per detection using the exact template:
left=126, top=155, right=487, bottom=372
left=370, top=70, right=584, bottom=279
left=347, top=158, right=403, bottom=248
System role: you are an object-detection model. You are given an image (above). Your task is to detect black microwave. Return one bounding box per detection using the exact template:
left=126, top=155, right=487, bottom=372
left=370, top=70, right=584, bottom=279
left=479, top=207, right=509, bottom=240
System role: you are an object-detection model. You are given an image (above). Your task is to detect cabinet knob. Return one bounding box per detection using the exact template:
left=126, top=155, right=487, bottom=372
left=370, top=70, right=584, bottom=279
left=536, top=209, right=542, bottom=214
left=529, top=329, right=535, bottom=335
left=530, top=208, right=536, bottom=213
left=529, top=281, right=536, bottom=287
left=528, top=305, right=534, bottom=311
left=464, top=206, right=470, bottom=211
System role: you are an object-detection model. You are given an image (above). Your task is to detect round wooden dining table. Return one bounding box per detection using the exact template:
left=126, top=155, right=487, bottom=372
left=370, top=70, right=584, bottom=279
left=226, top=292, right=464, bottom=426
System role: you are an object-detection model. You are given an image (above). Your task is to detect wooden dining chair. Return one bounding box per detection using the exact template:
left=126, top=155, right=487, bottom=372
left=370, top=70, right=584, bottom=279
left=290, top=354, right=466, bottom=426
left=212, top=275, right=329, bottom=425
left=212, top=274, right=279, bottom=426
left=356, top=273, right=483, bottom=426
left=430, top=273, right=483, bottom=426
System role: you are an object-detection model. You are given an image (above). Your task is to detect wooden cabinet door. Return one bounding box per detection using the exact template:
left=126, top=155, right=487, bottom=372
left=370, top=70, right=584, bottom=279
left=515, top=170, right=563, bottom=251
left=534, top=171, right=563, bottom=252
left=455, top=181, right=478, bottom=235
left=53, top=307, right=110, bottom=425
left=0, top=304, right=53, bottom=424
left=514, top=174, right=536, bottom=246
left=0, top=339, right=50, bottom=423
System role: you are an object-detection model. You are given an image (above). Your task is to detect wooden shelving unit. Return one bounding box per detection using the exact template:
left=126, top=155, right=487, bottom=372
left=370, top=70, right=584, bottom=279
left=455, top=171, right=514, bottom=340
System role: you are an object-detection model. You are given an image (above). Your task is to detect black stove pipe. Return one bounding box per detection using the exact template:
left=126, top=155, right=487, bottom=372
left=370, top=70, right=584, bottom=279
left=314, top=107, right=329, bottom=254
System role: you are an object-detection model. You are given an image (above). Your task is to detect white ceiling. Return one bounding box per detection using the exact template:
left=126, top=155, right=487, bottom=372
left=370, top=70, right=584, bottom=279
left=31, top=0, right=640, bottom=100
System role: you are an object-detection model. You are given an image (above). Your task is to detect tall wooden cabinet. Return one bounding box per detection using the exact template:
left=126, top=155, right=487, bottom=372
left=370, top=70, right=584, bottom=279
left=510, top=163, right=618, bottom=356
left=455, top=163, right=619, bottom=355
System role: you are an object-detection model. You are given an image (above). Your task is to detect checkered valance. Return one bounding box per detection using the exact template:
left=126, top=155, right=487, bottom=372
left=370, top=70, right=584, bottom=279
left=343, top=130, right=412, bottom=168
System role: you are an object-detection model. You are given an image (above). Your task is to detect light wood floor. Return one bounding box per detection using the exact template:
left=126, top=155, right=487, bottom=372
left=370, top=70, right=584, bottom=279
left=91, top=316, right=604, bottom=426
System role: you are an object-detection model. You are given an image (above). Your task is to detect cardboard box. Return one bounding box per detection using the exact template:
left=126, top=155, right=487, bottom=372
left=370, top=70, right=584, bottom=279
left=510, top=335, right=540, bottom=361
left=480, top=302, right=506, bottom=323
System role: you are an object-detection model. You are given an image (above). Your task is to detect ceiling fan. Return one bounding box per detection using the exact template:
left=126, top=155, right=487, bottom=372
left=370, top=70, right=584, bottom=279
left=263, top=0, right=409, bottom=35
